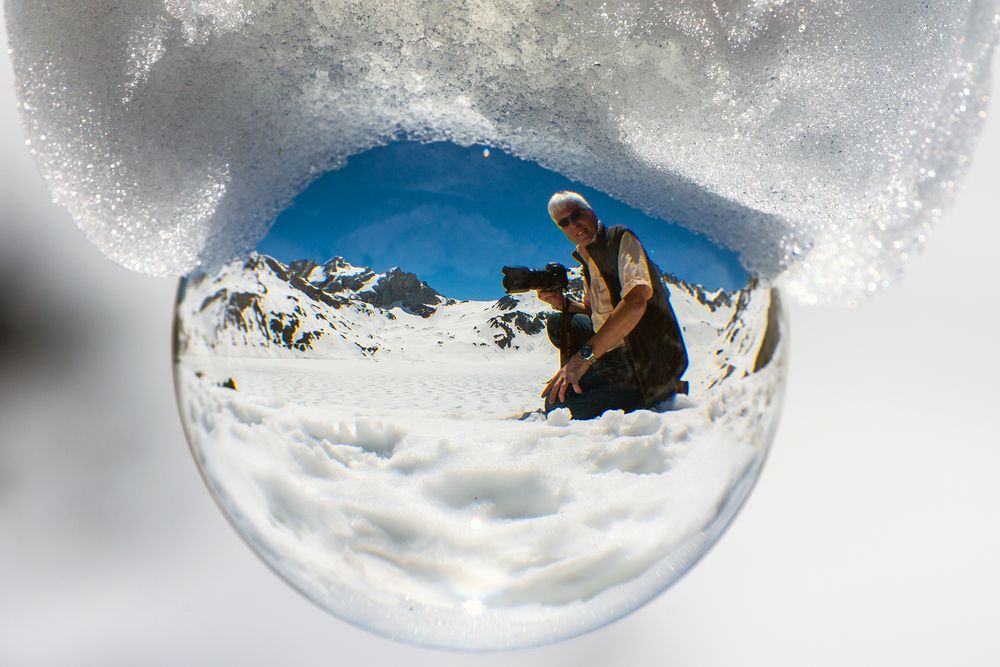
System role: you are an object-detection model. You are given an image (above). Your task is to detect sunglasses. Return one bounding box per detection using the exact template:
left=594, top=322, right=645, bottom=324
left=556, top=208, right=589, bottom=228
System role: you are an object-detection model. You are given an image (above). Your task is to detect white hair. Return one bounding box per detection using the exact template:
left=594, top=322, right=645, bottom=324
left=547, top=191, right=593, bottom=219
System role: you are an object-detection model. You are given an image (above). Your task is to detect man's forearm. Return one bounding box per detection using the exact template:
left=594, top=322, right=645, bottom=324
left=588, top=289, right=649, bottom=358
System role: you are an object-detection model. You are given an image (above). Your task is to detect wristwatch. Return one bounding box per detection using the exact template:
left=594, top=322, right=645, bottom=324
left=578, top=344, right=597, bottom=363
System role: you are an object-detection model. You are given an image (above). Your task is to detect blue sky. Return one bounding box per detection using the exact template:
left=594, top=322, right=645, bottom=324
left=258, top=141, right=748, bottom=300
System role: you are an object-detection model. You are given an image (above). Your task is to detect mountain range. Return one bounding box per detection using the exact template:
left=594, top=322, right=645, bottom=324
left=174, top=254, right=776, bottom=392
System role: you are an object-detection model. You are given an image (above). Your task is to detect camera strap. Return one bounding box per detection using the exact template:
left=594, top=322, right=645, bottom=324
left=560, top=289, right=572, bottom=366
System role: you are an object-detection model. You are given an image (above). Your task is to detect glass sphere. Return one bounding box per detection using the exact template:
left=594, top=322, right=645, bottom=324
left=172, top=141, right=786, bottom=649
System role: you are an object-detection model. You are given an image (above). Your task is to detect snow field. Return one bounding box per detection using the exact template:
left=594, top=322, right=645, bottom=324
left=176, top=341, right=785, bottom=648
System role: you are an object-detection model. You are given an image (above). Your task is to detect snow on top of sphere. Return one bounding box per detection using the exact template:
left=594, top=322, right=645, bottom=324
left=6, top=0, right=999, bottom=303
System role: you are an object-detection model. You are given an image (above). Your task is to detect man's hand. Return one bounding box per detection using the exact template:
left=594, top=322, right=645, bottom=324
left=535, top=289, right=564, bottom=309
left=541, top=354, right=592, bottom=404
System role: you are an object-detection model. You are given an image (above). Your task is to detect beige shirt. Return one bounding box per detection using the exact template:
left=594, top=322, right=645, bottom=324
left=579, top=232, right=652, bottom=350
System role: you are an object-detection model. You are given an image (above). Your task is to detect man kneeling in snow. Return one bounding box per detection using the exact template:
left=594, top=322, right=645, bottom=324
left=537, top=191, right=688, bottom=420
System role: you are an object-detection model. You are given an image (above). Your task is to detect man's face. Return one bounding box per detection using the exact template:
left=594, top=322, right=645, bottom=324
left=552, top=203, right=598, bottom=246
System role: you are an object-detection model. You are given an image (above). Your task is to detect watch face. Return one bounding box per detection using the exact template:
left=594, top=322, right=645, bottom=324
left=580, top=345, right=594, bottom=360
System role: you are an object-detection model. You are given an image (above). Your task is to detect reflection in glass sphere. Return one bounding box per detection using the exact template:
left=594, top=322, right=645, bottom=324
left=172, top=142, right=786, bottom=649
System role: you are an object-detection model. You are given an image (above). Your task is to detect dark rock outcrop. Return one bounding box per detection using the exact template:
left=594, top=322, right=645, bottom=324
left=356, top=267, right=446, bottom=318
left=488, top=311, right=547, bottom=350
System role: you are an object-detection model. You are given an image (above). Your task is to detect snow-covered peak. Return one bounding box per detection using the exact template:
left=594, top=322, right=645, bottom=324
left=176, top=253, right=552, bottom=361
left=289, top=256, right=371, bottom=285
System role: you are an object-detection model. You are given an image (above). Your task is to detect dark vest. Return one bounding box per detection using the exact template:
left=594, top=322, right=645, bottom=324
left=573, top=223, right=689, bottom=405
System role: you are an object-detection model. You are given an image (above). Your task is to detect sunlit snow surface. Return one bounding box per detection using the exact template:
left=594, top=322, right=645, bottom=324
left=173, top=256, right=786, bottom=648
left=6, top=1, right=1000, bottom=302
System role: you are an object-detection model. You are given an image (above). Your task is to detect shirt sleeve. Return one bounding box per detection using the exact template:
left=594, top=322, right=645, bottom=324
left=617, top=232, right=652, bottom=299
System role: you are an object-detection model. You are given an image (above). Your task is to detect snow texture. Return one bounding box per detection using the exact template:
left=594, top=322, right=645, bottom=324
left=173, top=256, right=786, bottom=648
left=5, top=1, right=1000, bottom=303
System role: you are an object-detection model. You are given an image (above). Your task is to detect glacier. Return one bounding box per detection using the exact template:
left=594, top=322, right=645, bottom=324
left=6, top=0, right=999, bottom=303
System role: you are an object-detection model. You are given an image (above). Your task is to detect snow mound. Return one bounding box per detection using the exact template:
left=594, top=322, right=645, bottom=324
left=7, top=1, right=999, bottom=302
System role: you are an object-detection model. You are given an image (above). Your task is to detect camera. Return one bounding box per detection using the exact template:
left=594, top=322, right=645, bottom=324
left=501, top=262, right=569, bottom=294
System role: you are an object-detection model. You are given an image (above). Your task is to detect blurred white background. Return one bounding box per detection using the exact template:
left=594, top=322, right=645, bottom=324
left=1, top=12, right=998, bottom=666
